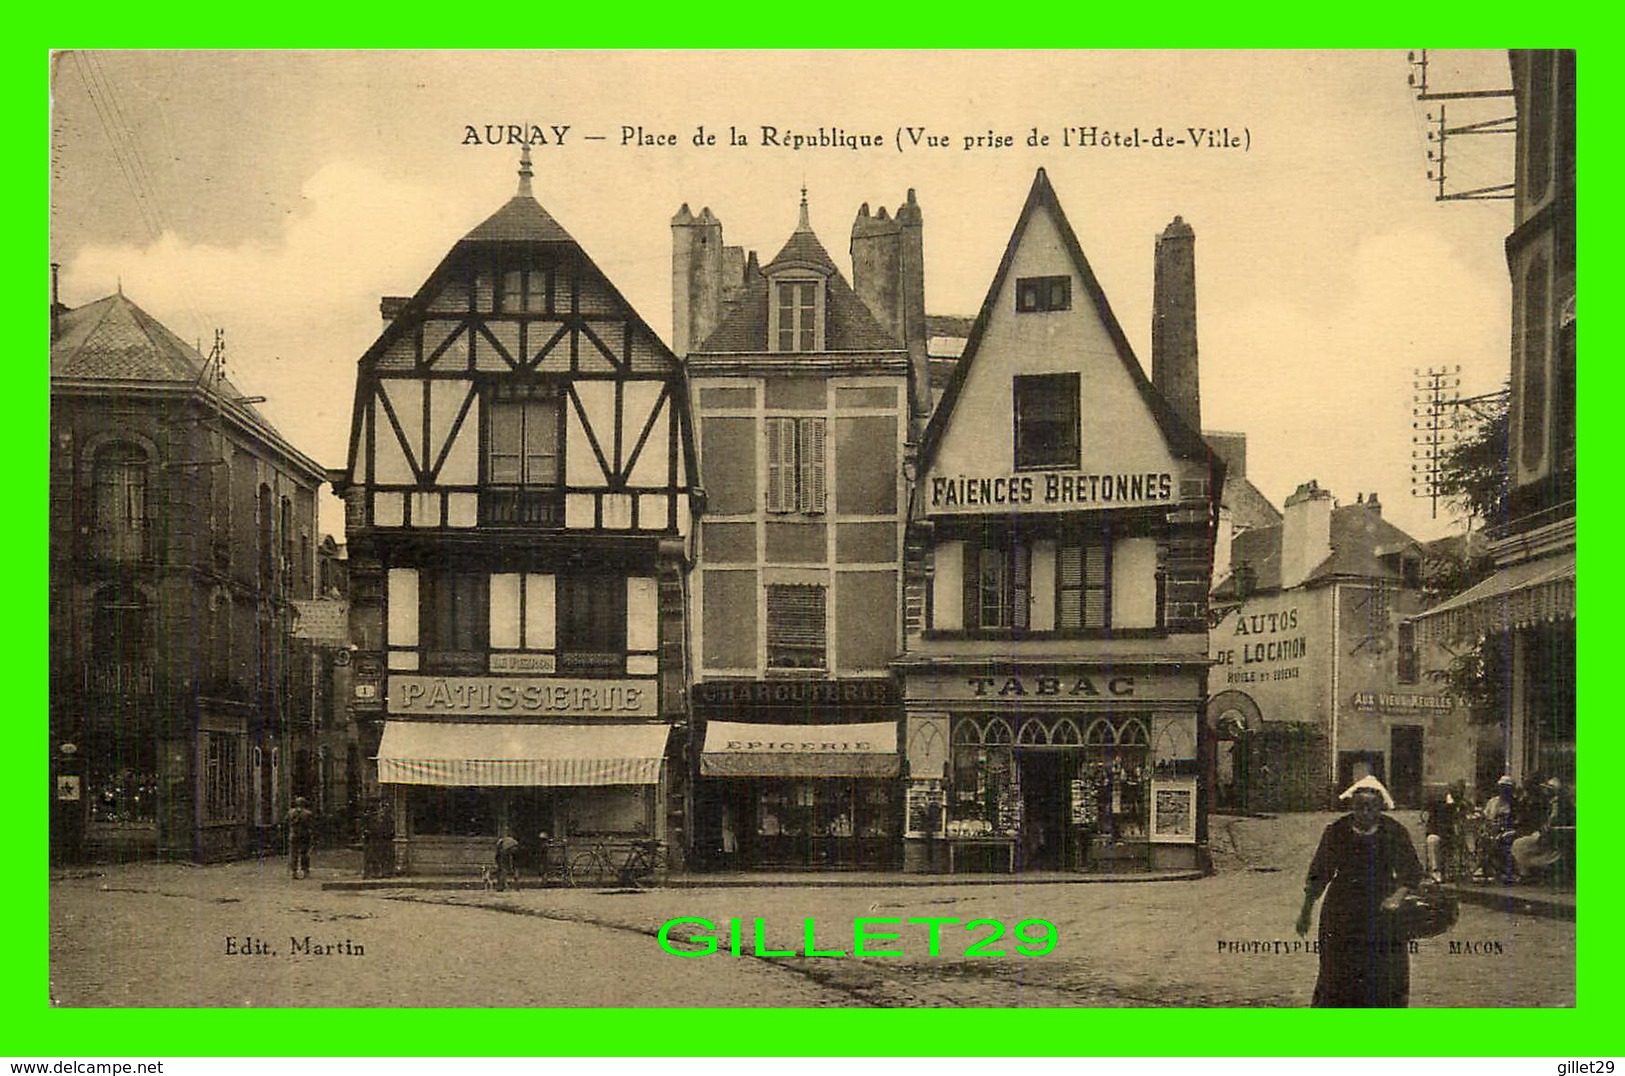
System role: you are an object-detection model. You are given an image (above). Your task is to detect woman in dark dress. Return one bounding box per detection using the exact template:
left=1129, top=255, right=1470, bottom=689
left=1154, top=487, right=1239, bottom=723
left=1294, top=775, right=1423, bottom=1007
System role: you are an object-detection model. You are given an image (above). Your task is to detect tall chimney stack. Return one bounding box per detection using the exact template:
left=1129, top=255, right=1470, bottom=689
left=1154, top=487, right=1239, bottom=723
left=50, top=262, right=64, bottom=340
left=1280, top=480, right=1334, bottom=589
left=853, top=190, right=929, bottom=425
left=1152, top=216, right=1200, bottom=435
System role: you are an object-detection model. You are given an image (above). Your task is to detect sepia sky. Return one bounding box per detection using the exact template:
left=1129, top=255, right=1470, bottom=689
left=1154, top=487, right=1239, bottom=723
left=49, top=49, right=1519, bottom=541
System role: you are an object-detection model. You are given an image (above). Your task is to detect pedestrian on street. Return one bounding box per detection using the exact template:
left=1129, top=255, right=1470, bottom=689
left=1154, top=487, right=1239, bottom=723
left=285, top=796, right=316, bottom=880
left=495, top=834, right=520, bottom=891
left=1294, top=775, right=1423, bottom=1007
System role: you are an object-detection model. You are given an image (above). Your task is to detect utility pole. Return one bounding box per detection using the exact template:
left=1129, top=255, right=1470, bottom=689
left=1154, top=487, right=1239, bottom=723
left=1407, top=49, right=1516, bottom=202
left=1411, top=365, right=1461, bottom=519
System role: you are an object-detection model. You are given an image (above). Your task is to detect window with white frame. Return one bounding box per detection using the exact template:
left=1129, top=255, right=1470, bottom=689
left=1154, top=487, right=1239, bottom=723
left=774, top=280, right=820, bottom=353
left=765, top=417, right=826, bottom=514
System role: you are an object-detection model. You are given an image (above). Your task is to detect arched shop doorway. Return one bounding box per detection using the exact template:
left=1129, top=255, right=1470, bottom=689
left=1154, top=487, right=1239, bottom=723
left=948, top=713, right=1150, bottom=872
left=1206, top=691, right=1264, bottom=814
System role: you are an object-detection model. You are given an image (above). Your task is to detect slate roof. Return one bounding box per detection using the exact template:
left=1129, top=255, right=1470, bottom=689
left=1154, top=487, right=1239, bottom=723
left=1213, top=501, right=1424, bottom=597
left=50, top=292, right=316, bottom=473
left=462, top=194, right=577, bottom=244
left=51, top=293, right=271, bottom=422
left=694, top=212, right=902, bottom=354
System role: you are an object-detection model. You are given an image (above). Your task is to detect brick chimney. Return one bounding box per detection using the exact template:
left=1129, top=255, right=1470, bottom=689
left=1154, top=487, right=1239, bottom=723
left=380, top=296, right=409, bottom=324
left=1280, top=480, right=1334, bottom=589
left=852, top=190, right=929, bottom=423
left=1152, top=216, right=1200, bottom=435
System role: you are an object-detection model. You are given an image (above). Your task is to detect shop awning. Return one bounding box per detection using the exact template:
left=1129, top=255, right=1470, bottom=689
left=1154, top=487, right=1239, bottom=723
left=376, top=722, right=669, bottom=787
left=1412, top=551, right=1575, bottom=645
left=700, top=721, right=899, bottom=778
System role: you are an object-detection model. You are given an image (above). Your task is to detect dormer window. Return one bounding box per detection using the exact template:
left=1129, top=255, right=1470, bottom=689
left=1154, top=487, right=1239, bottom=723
left=771, top=278, right=822, bottom=353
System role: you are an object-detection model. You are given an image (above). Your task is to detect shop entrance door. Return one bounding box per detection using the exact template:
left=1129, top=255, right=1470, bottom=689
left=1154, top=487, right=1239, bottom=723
left=509, top=789, right=559, bottom=875
left=1389, top=726, right=1424, bottom=808
left=1018, top=751, right=1070, bottom=870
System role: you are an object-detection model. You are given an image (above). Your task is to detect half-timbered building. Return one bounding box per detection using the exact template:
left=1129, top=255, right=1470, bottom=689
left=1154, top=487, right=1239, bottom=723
left=333, top=151, right=698, bottom=875
left=896, top=169, right=1222, bottom=874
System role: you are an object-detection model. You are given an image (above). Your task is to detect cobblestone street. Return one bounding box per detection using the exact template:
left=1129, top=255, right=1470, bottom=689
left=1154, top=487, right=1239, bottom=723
left=48, top=814, right=1575, bottom=1008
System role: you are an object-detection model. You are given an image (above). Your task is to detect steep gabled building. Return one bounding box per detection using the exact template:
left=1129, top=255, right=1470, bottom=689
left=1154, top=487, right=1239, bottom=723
left=674, top=191, right=917, bottom=870
left=50, top=286, right=327, bottom=863
left=332, top=152, right=698, bottom=875
left=896, top=169, right=1222, bottom=874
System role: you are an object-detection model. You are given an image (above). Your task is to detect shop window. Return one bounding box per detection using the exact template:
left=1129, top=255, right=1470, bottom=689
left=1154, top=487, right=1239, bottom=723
left=411, top=788, right=497, bottom=837
left=421, top=571, right=489, bottom=671
left=947, top=719, right=1020, bottom=837
left=484, top=384, right=562, bottom=525
left=766, top=417, right=826, bottom=514
left=1016, top=275, right=1071, bottom=313
left=773, top=279, right=820, bottom=353
left=92, top=443, right=148, bottom=561
left=1013, top=373, right=1080, bottom=470
left=202, top=731, right=244, bottom=824
left=557, top=574, right=626, bottom=676
left=766, top=584, right=826, bottom=670
left=1397, top=620, right=1419, bottom=685
left=87, top=733, right=158, bottom=826
left=1077, top=718, right=1149, bottom=840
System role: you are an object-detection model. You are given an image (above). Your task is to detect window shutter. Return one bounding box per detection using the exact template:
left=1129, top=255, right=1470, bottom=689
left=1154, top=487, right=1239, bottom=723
left=1012, top=543, right=1030, bottom=631
left=963, top=540, right=981, bottom=632
left=1083, top=545, right=1109, bottom=628
left=1057, top=547, right=1083, bottom=629
left=766, top=418, right=793, bottom=512
left=799, top=418, right=826, bottom=513
left=766, top=584, right=827, bottom=668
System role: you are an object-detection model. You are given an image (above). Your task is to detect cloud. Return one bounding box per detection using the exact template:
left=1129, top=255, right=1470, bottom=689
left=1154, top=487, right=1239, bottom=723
left=1201, top=227, right=1508, bottom=540
left=66, top=160, right=464, bottom=536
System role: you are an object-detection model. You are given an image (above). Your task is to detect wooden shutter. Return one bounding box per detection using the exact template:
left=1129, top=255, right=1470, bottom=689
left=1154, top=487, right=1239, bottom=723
left=766, top=418, right=795, bottom=512
left=1057, top=546, right=1083, bottom=629
left=799, top=418, right=826, bottom=513
left=1083, top=545, right=1108, bottom=628
left=1012, top=543, right=1030, bottom=631
left=766, top=584, right=826, bottom=669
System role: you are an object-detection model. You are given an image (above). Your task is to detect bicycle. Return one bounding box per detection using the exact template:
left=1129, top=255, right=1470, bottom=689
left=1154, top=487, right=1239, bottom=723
left=536, top=838, right=575, bottom=887
left=568, top=838, right=666, bottom=888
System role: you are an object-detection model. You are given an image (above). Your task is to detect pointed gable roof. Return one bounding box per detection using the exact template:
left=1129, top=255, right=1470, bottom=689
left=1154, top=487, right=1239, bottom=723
left=920, top=168, right=1213, bottom=468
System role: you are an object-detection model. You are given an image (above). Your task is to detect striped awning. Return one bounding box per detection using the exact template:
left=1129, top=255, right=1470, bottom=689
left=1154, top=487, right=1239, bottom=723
left=376, top=722, right=669, bottom=787
left=700, top=721, right=899, bottom=778
left=1412, top=551, right=1575, bottom=645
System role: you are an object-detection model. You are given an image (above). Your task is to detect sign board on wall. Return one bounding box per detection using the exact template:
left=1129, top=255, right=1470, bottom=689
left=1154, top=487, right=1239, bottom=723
left=926, top=470, right=1176, bottom=514
left=907, top=670, right=1198, bottom=703
left=1213, top=604, right=1309, bottom=688
left=1150, top=778, right=1197, bottom=842
left=388, top=676, right=660, bottom=717
left=290, top=599, right=349, bottom=645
